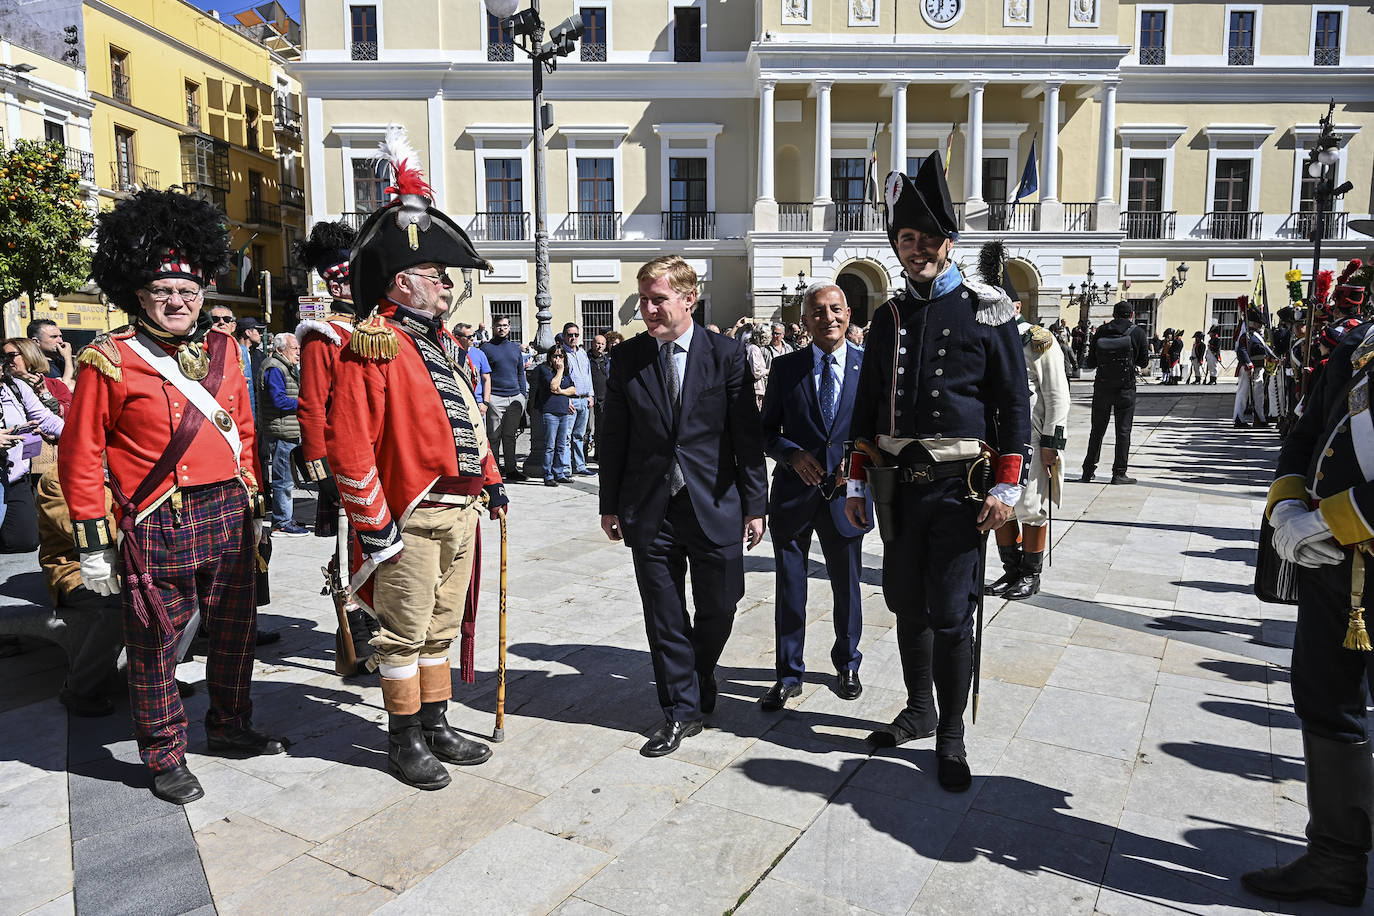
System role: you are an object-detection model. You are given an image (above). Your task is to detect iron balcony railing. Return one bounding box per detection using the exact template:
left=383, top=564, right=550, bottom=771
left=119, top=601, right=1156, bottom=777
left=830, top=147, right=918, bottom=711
left=186, top=101, right=201, bottom=130
left=273, top=100, right=301, bottom=135
left=1204, top=210, right=1262, bottom=240
left=63, top=148, right=94, bottom=183
left=351, top=41, right=378, bottom=61
left=247, top=198, right=282, bottom=227
left=110, top=162, right=157, bottom=192
left=567, top=210, right=621, bottom=240
left=111, top=71, right=130, bottom=103
left=1139, top=46, right=1166, bottom=65
left=580, top=42, right=607, bottom=62
left=1227, top=46, right=1254, bottom=65
left=1063, top=202, right=1097, bottom=232
left=835, top=201, right=883, bottom=232
left=182, top=182, right=228, bottom=211
left=340, top=211, right=372, bottom=230
left=1290, top=210, right=1348, bottom=241
left=953, top=202, right=966, bottom=225
left=674, top=38, right=701, bottom=62
left=1121, top=209, right=1176, bottom=240
left=987, top=201, right=1039, bottom=232
left=778, top=202, right=810, bottom=231
left=661, top=210, right=716, bottom=240
left=488, top=42, right=514, bottom=61
left=471, top=211, right=529, bottom=241
left=280, top=184, right=306, bottom=209
left=1314, top=45, right=1340, bottom=66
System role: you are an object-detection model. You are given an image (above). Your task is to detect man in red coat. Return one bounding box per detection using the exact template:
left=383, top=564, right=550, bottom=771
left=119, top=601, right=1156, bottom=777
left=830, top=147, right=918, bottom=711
left=59, top=189, right=285, bottom=805
left=326, top=129, right=505, bottom=790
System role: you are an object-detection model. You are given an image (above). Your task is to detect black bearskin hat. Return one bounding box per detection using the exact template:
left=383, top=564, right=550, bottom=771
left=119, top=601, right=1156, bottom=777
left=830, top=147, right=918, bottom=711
left=977, top=240, right=1019, bottom=303
left=884, top=152, right=959, bottom=256
left=295, top=220, right=356, bottom=282
left=90, top=189, right=231, bottom=314
left=350, top=126, right=490, bottom=309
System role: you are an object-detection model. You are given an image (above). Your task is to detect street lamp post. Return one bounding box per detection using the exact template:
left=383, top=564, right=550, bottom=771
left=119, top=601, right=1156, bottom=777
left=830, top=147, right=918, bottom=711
left=1299, top=100, right=1353, bottom=399
left=1063, top=267, right=1116, bottom=326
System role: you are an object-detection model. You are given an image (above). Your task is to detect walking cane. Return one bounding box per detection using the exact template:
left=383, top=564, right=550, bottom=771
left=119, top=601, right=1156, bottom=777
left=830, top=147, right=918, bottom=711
left=492, top=512, right=509, bottom=742
left=972, top=528, right=988, bottom=724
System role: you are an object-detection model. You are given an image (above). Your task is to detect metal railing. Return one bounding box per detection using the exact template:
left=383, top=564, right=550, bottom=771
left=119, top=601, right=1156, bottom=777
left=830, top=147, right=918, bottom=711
left=661, top=210, right=716, bottom=240
left=186, top=101, right=201, bottom=129
left=350, top=41, right=378, bottom=61
left=1314, top=46, right=1340, bottom=66
left=280, top=184, right=306, bottom=209
left=273, top=100, right=301, bottom=135
left=953, top=202, right=966, bottom=225
left=110, top=162, right=157, bottom=192
left=1227, top=46, right=1254, bottom=65
left=987, top=201, right=1039, bottom=232
left=182, top=182, right=227, bottom=211
left=835, top=201, right=883, bottom=232
left=1121, top=209, right=1176, bottom=239
left=471, top=211, right=529, bottom=241
left=340, top=211, right=372, bottom=230
left=1290, top=210, right=1348, bottom=241
left=63, top=148, right=94, bottom=183
left=488, top=42, right=514, bottom=61
left=580, top=42, right=607, bottom=62
left=1062, top=202, right=1097, bottom=232
left=247, top=197, right=282, bottom=227
left=566, top=210, right=621, bottom=240
left=674, top=38, right=701, bottom=62
left=111, top=71, right=130, bottom=103
left=778, top=202, right=810, bottom=231
left=1204, top=210, right=1262, bottom=240
left=1139, top=46, right=1166, bottom=65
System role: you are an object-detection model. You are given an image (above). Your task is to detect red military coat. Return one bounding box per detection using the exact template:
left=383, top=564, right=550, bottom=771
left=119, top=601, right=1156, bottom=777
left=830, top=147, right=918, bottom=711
left=295, top=308, right=355, bottom=481
left=58, top=326, right=260, bottom=552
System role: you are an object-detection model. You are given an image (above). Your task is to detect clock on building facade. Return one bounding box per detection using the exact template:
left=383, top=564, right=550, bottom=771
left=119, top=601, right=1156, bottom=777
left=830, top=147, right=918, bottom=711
left=922, top=0, right=963, bottom=28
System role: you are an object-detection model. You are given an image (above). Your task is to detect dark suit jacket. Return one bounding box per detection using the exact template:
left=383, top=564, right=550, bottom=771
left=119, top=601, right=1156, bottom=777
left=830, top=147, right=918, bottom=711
left=761, top=343, right=871, bottom=542
left=599, top=327, right=768, bottom=549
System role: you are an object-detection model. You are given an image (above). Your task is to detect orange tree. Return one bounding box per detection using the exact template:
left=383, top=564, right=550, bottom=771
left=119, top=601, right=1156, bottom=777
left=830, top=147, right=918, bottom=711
left=0, top=139, right=93, bottom=311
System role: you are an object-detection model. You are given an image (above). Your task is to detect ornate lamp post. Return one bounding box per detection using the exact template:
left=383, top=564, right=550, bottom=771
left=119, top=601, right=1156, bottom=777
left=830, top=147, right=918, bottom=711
left=1063, top=267, right=1115, bottom=325
left=1159, top=262, right=1189, bottom=300
left=779, top=270, right=807, bottom=319
left=1299, top=100, right=1353, bottom=398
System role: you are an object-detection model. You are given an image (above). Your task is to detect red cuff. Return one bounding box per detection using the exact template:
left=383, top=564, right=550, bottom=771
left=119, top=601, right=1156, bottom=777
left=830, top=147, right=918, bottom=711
left=994, top=454, right=1023, bottom=486
left=847, top=451, right=870, bottom=482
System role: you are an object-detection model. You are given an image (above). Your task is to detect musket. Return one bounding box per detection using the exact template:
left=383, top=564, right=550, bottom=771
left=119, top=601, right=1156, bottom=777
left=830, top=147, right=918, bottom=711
left=325, top=506, right=359, bottom=677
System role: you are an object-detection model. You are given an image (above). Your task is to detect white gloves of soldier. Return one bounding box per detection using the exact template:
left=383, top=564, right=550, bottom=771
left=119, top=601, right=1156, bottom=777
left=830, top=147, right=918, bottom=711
left=80, top=549, right=120, bottom=596
left=1271, top=500, right=1344, bottom=568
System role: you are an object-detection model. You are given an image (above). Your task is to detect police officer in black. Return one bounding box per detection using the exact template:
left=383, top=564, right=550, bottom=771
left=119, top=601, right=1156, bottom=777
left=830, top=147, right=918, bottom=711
left=1080, top=302, right=1150, bottom=485
left=844, top=153, right=1031, bottom=793
left=1241, top=317, right=1374, bottom=908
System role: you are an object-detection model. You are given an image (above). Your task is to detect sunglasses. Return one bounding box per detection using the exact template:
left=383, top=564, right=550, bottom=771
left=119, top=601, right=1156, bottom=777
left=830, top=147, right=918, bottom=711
left=213, top=315, right=237, bottom=324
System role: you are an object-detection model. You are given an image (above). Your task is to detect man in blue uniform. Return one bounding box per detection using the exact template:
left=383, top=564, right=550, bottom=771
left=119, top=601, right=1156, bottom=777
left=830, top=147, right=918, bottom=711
left=1242, top=305, right=1374, bottom=907
left=844, top=153, right=1031, bottom=793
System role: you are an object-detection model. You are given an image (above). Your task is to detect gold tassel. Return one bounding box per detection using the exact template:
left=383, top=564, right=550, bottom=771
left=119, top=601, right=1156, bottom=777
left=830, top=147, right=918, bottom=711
left=1347, top=552, right=1372, bottom=651
left=77, top=345, right=122, bottom=381
left=256, top=547, right=269, bottom=573
left=349, top=311, right=399, bottom=360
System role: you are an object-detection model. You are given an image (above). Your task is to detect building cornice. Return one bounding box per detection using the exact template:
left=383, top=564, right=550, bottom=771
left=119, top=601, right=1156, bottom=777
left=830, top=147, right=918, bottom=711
left=1117, top=67, right=1374, bottom=102
left=751, top=40, right=1131, bottom=80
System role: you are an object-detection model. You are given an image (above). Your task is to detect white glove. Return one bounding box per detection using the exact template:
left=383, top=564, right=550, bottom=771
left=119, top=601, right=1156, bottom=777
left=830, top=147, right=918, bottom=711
left=1272, top=503, right=1344, bottom=567
left=80, top=549, right=120, bottom=596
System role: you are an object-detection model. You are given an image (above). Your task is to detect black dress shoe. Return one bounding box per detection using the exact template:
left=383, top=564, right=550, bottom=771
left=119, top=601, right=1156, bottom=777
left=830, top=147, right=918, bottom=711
left=505, top=469, right=528, bottom=482
left=837, top=669, right=862, bottom=700
left=760, top=681, right=802, bottom=712
left=207, top=726, right=289, bottom=756
left=543, top=479, right=558, bottom=487
left=151, top=765, right=204, bottom=805
left=938, top=755, right=973, bottom=792
left=60, top=687, right=114, bottom=718
left=640, top=720, right=701, bottom=757
left=1109, top=475, right=1137, bottom=485
left=700, top=678, right=718, bottom=715
left=1078, top=470, right=1095, bottom=483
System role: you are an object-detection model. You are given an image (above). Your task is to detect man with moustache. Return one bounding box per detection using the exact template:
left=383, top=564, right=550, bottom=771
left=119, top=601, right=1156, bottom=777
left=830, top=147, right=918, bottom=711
left=845, top=153, right=1031, bottom=793
left=759, top=282, right=871, bottom=711
left=599, top=255, right=768, bottom=758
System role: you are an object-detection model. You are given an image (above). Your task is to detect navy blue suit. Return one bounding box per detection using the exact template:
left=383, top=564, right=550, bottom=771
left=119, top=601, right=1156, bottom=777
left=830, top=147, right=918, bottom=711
left=600, top=326, right=768, bottom=722
left=761, top=343, right=871, bottom=686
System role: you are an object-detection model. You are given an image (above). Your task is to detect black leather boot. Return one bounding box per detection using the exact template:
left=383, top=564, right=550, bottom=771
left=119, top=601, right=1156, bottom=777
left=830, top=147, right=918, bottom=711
left=1003, top=552, right=1044, bottom=601
left=1242, top=733, right=1371, bottom=906
left=983, top=545, right=1023, bottom=597
left=867, top=617, right=936, bottom=747
left=419, top=702, right=492, bottom=766
left=933, top=634, right=974, bottom=792
left=388, top=713, right=451, bottom=789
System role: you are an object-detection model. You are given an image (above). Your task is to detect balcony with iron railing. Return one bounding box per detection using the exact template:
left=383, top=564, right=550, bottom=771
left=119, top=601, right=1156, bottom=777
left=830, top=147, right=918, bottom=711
left=247, top=197, right=282, bottom=227
left=1139, top=45, right=1166, bottom=65
left=1227, top=46, right=1254, bottom=65
left=1121, top=210, right=1177, bottom=240
left=1062, top=202, right=1097, bottom=232
left=111, top=71, right=130, bottom=103
left=182, top=182, right=228, bottom=211
left=340, top=211, right=372, bottom=230
left=1203, top=210, right=1262, bottom=240
left=351, top=41, right=378, bottom=61
left=559, top=211, right=621, bottom=240
left=186, top=101, right=201, bottom=130
left=273, top=100, right=302, bottom=136
left=488, top=42, right=514, bottom=61
left=283, top=267, right=309, bottom=294
left=661, top=210, right=716, bottom=240
left=778, top=202, right=810, bottom=231
left=835, top=201, right=883, bottom=232
left=1288, top=210, right=1348, bottom=241
left=1314, top=45, right=1340, bottom=66
left=987, top=201, right=1039, bottom=232
left=580, top=42, right=607, bottom=62
left=470, top=211, right=530, bottom=241
left=63, top=147, right=94, bottom=183
left=109, top=162, right=158, bottom=192
left=280, top=184, right=306, bottom=209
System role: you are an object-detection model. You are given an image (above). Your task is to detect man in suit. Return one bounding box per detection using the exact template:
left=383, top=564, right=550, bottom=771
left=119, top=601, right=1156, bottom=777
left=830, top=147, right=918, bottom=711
left=759, top=283, right=871, bottom=711
left=599, top=255, right=769, bottom=758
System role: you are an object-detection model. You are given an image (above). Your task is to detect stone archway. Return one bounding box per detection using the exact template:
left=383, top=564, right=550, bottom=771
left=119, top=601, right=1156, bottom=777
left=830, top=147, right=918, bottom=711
left=1005, top=257, right=1043, bottom=323
left=834, top=259, right=890, bottom=328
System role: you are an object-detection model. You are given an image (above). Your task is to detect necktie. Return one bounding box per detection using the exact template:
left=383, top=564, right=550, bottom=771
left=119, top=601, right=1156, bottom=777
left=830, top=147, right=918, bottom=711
left=663, top=342, right=685, bottom=494
left=820, top=352, right=837, bottom=429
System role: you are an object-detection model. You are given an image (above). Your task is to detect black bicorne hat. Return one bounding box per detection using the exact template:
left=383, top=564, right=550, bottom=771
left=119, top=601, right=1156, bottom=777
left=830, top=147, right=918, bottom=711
left=884, top=152, right=959, bottom=253
left=350, top=127, right=491, bottom=309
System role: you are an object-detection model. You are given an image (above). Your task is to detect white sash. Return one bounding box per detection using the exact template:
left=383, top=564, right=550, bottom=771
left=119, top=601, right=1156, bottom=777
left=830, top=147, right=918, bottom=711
left=125, top=336, right=242, bottom=463
left=1350, top=376, right=1374, bottom=484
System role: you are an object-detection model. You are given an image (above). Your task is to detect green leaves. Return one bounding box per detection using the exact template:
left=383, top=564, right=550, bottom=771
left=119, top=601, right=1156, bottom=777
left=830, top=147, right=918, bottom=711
left=0, top=139, right=94, bottom=307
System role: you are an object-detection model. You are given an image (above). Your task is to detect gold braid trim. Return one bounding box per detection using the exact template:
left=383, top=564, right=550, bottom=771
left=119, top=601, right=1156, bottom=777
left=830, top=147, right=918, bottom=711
left=349, top=310, right=400, bottom=361
left=76, top=339, right=122, bottom=381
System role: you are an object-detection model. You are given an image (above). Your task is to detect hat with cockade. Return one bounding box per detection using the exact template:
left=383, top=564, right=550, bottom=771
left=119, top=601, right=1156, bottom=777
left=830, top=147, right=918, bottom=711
left=883, top=152, right=959, bottom=256
left=295, top=220, right=356, bottom=284
left=349, top=126, right=491, bottom=313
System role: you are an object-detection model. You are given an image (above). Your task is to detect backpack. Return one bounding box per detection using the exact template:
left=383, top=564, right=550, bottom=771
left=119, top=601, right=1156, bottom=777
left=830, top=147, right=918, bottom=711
left=1094, top=332, right=1136, bottom=387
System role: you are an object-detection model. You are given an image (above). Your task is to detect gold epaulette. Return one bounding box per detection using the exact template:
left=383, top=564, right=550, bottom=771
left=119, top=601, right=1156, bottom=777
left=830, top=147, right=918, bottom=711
left=76, top=331, right=128, bottom=381
left=349, top=310, right=400, bottom=361
left=1029, top=325, right=1055, bottom=355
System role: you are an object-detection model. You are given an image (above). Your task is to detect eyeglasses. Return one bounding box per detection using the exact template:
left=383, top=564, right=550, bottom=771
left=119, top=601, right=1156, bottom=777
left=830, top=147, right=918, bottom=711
left=564, top=333, right=580, bottom=339
left=212, top=315, right=237, bottom=324
left=405, top=270, right=454, bottom=288
left=145, top=286, right=204, bottom=303
left=1, top=351, right=17, bottom=361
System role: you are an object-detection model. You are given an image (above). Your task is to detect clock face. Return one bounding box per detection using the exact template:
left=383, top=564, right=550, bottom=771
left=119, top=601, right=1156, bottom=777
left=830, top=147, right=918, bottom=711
left=922, top=0, right=962, bottom=27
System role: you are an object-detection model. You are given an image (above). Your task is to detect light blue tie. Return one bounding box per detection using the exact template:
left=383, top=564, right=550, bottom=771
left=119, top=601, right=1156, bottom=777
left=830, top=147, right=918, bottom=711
left=820, top=353, right=837, bottom=429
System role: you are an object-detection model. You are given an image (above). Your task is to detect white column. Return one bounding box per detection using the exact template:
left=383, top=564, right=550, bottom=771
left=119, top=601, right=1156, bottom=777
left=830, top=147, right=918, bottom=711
left=754, top=79, right=778, bottom=230
left=812, top=80, right=833, bottom=231
left=427, top=91, right=445, bottom=207
left=1041, top=82, right=1060, bottom=202
left=890, top=82, right=908, bottom=176
left=1096, top=80, right=1118, bottom=203
left=964, top=81, right=985, bottom=205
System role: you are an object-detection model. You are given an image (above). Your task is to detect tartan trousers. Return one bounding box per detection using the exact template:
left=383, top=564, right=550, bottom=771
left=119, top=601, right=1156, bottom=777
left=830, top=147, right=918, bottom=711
left=122, top=480, right=257, bottom=773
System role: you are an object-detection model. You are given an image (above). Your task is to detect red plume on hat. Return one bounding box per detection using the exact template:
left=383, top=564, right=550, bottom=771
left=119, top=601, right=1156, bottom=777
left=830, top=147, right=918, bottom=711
left=1314, top=269, right=1334, bottom=305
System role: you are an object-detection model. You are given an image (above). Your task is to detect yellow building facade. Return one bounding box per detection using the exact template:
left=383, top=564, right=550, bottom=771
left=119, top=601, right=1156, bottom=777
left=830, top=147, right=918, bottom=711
left=294, top=0, right=1373, bottom=340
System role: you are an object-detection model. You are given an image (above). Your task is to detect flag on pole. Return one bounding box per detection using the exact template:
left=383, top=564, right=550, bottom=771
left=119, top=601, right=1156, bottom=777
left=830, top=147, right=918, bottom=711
left=944, top=124, right=956, bottom=176
left=1013, top=134, right=1039, bottom=203
left=234, top=232, right=259, bottom=291
left=1254, top=260, right=1270, bottom=337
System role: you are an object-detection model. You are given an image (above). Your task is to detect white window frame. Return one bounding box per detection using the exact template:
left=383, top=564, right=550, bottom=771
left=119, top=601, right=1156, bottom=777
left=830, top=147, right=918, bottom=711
left=1309, top=6, right=1347, bottom=64
left=1135, top=4, right=1172, bottom=64
left=653, top=122, right=722, bottom=213
left=332, top=124, right=391, bottom=213
left=575, top=294, right=618, bottom=333
left=478, top=8, right=509, bottom=60
left=343, top=0, right=384, bottom=58
left=1117, top=124, right=1185, bottom=212
left=468, top=125, right=534, bottom=222
left=573, top=2, right=613, bottom=63
left=562, top=125, right=628, bottom=221
left=668, top=0, right=707, bottom=57
left=484, top=295, right=530, bottom=345
left=1287, top=123, right=1360, bottom=214
left=1221, top=5, right=1261, bottom=61
left=1201, top=125, right=1271, bottom=214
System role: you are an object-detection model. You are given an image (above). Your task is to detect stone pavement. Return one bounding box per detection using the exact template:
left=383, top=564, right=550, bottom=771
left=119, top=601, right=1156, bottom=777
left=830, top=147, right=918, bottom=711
left=2, top=382, right=1365, bottom=916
